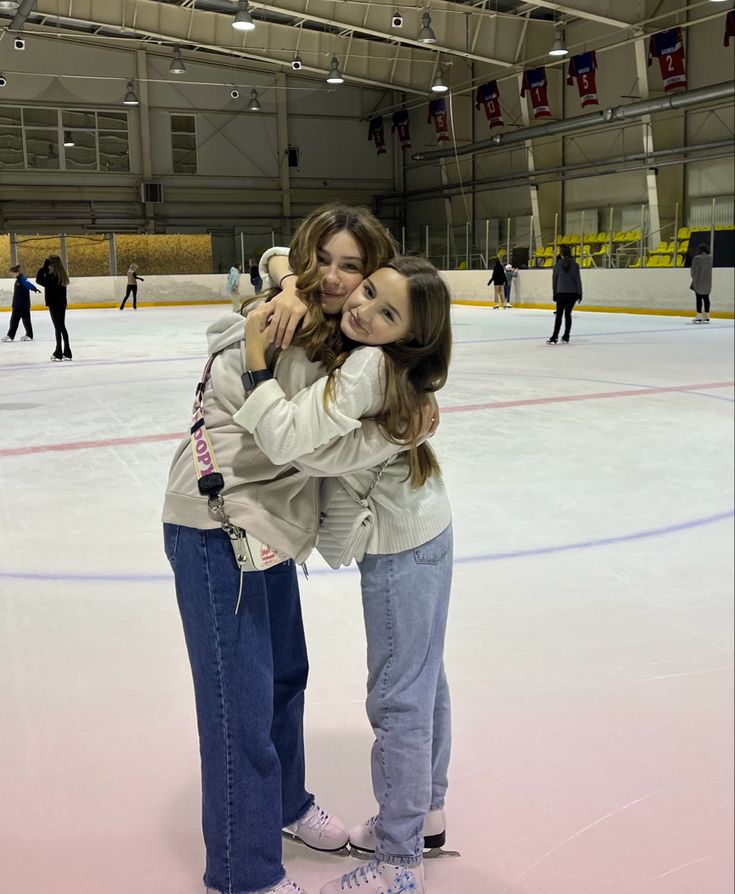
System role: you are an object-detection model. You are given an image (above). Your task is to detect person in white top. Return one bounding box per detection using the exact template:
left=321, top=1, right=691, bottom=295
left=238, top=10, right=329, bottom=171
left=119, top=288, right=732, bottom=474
left=226, top=262, right=241, bottom=311
left=240, top=256, right=453, bottom=894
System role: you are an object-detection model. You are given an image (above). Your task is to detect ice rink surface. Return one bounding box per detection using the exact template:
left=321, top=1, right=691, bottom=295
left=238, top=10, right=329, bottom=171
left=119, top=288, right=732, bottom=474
left=1, top=304, right=733, bottom=894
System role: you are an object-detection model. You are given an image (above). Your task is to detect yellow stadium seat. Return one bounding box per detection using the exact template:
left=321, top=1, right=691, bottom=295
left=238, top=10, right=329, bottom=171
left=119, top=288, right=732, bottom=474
left=645, top=255, right=659, bottom=267
left=652, top=240, right=668, bottom=253
left=659, top=254, right=673, bottom=267
left=677, top=227, right=691, bottom=240
left=581, top=258, right=593, bottom=268
left=675, top=255, right=684, bottom=267
left=568, top=233, right=581, bottom=243
left=597, top=232, right=609, bottom=243
left=612, top=230, right=626, bottom=242
left=677, top=240, right=689, bottom=254
left=543, top=257, right=553, bottom=268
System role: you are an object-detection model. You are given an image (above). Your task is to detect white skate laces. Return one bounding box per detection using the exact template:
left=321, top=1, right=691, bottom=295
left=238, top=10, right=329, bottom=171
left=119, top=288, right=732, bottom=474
left=337, top=861, right=421, bottom=893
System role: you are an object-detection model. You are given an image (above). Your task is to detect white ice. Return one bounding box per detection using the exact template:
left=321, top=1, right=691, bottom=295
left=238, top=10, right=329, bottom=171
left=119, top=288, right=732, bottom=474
left=1, top=304, right=733, bottom=894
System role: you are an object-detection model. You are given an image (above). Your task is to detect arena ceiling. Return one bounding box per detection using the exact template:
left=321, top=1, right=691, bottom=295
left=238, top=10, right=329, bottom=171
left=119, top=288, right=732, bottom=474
left=0, top=2, right=708, bottom=97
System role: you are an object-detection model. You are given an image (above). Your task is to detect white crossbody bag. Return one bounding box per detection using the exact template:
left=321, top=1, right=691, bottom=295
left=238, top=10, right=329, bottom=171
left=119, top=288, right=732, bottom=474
left=317, top=458, right=394, bottom=569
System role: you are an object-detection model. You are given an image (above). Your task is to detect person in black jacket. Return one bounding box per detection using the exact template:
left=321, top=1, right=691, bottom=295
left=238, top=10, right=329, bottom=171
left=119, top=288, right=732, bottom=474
left=36, top=255, right=72, bottom=361
left=487, top=257, right=507, bottom=309
left=2, top=265, right=40, bottom=342
left=547, top=245, right=583, bottom=344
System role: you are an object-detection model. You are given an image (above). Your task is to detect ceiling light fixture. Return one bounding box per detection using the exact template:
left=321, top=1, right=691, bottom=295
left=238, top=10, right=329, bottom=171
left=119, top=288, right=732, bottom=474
left=247, top=88, right=262, bottom=111
left=0, top=1, right=20, bottom=10
left=169, top=47, right=186, bottom=75
left=122, top=80, right=140, bottom=106
left=417, top=12, right=437, bottom=44
left=63, top=130, right=75, bottom=147
left=431, top=66, right=448, bottom=93
left=291, top=53, right=303, bottom=71
left=326, top=55, right=344, bottom=85
left=232, top=0, right=256, bottom=32
left=549, top=25, right=569, bottom=57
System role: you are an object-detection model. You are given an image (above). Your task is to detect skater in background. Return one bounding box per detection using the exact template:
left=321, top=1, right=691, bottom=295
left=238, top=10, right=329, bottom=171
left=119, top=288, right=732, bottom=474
left=2, top=264, right=39, bottom=343
left=226, top=261, right=241, bottom=311
left=547, top=245, right=582, bottom=345
left=119, top=264, right=144, bottom=310
left=504, top=263, right=516, bottom=308
left=36, top=255, right=72, bottom=361
left=249, top=257, right=263, bottom=294
left=690, top=243, right=713, bottom=324
left=488, top=257, right=507, bottom=309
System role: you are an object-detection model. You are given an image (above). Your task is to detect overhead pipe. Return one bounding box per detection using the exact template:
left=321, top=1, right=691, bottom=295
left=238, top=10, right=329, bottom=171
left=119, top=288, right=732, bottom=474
left=412, top=81, right=735, bottom=161
left=379, top=141, right=734, bottom=204
left=10, top=0, right=37, bottom=30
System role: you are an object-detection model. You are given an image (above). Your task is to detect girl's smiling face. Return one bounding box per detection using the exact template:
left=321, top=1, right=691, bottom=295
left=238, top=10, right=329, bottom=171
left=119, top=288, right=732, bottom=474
left=315, top=231, right=366, bottom=315
left=340, top=267, right=412, bottom=346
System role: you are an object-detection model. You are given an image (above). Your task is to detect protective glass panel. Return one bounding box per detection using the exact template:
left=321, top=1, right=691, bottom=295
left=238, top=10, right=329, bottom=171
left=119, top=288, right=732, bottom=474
left=171, top=115, right=195, bottom=133
left=0, top=107, right=22, bottom=126
left=64, top=131, right=97, bottom=171
left=172, top=133, right=196, bottom=174
left=97, top=111, right=128, bottom=131
left=0, top=126, right=24, bottom=169
left=62, top=109, right=96, bottom=129
left=99, top=131, right=130, bottom=172
left=23, top=108, right=57, bottom=127
left=25, top=129, right=60, bottom=169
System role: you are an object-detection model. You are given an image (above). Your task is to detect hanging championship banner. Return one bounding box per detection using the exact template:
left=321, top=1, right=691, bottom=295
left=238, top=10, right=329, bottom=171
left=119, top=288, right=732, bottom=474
left=475, top=81, right=504, bottom=129
left=521, top=67, right=552, bottom=119
left=368, top=117, right=387, bottom=155
left=648, top=27, right=687, bottom=92
left=427, top=98, right=450, bottom=143
left=725, top=11, right=735, bottom=48
left=391, top=110, right=412, bottom=150
left=566, top=51, right=599, bottom=107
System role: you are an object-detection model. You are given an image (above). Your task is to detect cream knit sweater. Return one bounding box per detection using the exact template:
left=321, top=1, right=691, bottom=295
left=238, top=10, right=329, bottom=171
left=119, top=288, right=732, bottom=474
left=234, top=346, right=451, bottom=556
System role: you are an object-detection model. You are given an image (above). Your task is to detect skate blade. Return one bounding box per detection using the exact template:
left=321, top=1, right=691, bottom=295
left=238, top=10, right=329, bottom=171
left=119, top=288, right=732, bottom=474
left=424, top=847, right=461, bottom=859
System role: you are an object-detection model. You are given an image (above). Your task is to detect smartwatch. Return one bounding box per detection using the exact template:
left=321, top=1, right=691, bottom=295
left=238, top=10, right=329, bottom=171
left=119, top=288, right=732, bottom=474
left=242, top=368, right=273, bottom=391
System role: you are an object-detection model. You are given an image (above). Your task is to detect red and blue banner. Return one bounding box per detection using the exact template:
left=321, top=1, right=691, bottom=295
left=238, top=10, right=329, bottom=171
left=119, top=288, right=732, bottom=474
left=521, top=67, right=552, bottom=119
left=427, top=98, right=449, bottom=143
left=475, top=81, right=504, bottom=129
left=648, top=27, right=687, bottom=92
left=566, top=51, right=599, bottom=107
left=391, top=110, right=412, bottom=150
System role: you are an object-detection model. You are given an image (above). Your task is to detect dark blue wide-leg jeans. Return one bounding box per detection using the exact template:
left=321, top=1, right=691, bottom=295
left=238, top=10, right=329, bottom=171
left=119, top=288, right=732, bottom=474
left=164, top=523, right=313, bottom=894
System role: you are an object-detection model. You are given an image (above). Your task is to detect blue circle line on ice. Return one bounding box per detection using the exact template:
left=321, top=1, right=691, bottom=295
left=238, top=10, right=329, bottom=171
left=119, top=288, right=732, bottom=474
left=2, top=510, right=732, bottom=583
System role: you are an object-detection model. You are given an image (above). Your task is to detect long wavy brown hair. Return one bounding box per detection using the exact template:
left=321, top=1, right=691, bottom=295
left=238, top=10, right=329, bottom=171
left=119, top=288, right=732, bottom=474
left=48, top=255, right=70, bottom=286
left=243, top=203, right=397, bottom=366
left=326, top=256, right=453, bottom=488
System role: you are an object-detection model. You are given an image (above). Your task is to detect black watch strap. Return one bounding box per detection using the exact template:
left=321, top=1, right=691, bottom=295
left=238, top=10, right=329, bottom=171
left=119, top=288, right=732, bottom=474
left=242, top=368, right=273, bottom=391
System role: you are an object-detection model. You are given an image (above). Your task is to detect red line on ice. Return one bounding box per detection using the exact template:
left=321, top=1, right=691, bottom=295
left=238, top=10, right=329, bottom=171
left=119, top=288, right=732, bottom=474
left=2, top=381, right=732, bottom=457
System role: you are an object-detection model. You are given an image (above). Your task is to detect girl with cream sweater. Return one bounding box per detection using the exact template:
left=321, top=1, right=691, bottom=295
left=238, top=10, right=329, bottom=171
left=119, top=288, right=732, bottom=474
left=239, top=256, right=453, bottom=894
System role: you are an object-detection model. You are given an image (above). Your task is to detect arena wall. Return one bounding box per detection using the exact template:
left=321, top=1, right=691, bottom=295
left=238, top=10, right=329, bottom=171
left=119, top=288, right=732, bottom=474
left=2, top=269, right=733, bottom=316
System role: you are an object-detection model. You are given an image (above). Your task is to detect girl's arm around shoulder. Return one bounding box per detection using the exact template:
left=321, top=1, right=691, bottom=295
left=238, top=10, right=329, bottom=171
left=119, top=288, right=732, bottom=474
left=233, top=346, right=386, bottom=466
left=292, top=420, right=403, bottom=476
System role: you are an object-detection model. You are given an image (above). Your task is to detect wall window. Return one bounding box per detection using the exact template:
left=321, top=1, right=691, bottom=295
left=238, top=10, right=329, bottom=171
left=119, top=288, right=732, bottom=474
left=0, top=107, right=129, bottom=172
left=171, top=114, right=197, bottom=174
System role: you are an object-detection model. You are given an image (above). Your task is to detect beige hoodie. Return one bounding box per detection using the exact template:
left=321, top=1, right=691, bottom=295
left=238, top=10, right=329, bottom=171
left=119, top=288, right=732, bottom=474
left=162, top=312, right=397, bottom=563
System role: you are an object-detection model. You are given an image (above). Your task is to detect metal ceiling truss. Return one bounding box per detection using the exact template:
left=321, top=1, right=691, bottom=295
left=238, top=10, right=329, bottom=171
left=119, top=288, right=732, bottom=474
left=0, top=0, right=640, bottom=97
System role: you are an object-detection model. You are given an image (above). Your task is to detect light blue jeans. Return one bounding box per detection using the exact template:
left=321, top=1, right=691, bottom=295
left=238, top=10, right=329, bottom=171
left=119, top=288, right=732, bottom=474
left=358, top=525, right=453, bottom=867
